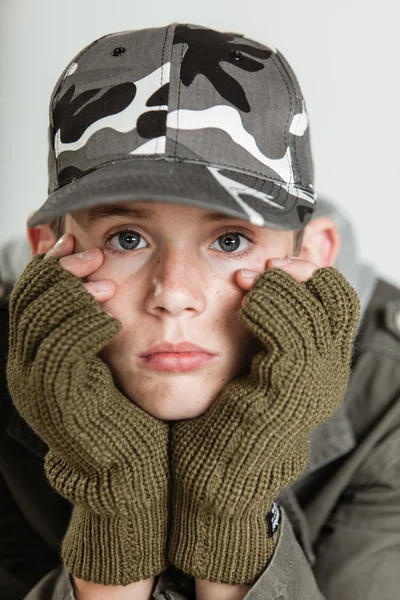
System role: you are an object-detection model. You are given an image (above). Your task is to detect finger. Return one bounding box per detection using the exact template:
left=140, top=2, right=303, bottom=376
left=236, top=268, right=263, bottom=292
left=83, top=280, right=116, bottom=302
left=236, top=257, right=319, bottom=292
left=267, top=257, right=319, bottom=283
left=59, top=248, right=105, bottom=279
left=238, top=258, right=320, bottom=308
left=43, top=233, right=75, bottom=259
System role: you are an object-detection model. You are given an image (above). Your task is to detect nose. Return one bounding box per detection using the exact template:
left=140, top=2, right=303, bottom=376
left=144, top=247, right=206, bottom=318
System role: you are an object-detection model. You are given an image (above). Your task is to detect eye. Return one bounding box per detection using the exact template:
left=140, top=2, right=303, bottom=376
left=210, top=232, right=251, bottom=254
left=107, top=230, right=147, bottom=252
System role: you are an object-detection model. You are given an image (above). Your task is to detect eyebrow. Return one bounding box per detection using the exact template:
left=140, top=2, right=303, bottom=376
left=82, top=204, right=245, bottom=230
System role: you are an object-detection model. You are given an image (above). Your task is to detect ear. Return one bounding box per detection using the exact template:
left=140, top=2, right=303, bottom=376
left=26, top=211, right=58, bottom=256
left=298, top=216, right=340, bottom=267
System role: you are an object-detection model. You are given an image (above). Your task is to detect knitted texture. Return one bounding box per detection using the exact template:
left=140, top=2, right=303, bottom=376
left=6, top=253, right=170, bottom=585
left=168, top=266, right=360, bottom=585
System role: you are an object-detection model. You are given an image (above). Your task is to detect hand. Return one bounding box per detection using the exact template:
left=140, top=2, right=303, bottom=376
left=167, top=258, right=360, bottom=585
left=7, top=235, right=170, bottom=585
left=43, top=232, right=117, bottom=304
left=72, top=573, right=156, bottom=600
left=236, top=257, right=320, bottom=307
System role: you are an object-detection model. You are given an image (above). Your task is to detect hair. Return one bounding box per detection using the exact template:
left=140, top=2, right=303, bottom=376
left=48, top=215, right=305, bottom=256
left=293, top=228, right=305, bottom=256
left=49, top=215, right=65, bottom=240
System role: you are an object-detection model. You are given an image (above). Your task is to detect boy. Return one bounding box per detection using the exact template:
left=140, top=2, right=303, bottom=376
left=1, top=23, right=399, bottom=600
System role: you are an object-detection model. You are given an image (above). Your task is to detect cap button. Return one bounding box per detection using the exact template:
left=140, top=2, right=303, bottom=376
left=112, top=47, right=126, bottom=56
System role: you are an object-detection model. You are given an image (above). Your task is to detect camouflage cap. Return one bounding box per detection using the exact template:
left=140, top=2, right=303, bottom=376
left=27, top=23, right=317, bottom=230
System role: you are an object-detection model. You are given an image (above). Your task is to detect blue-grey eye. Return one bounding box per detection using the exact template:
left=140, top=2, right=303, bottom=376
left=109, top=231, right=147, bottom=251
left=211, top=233, right=249, bottom=253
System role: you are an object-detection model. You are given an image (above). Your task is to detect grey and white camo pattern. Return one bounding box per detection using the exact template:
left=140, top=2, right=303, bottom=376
left=28, top=23, right=317, bottom=230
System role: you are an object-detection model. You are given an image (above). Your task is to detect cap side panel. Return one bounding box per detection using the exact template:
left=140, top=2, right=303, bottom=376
left=164, top=24, right=311, bottom=189
left=49, top=26, right=176, bottom=193
left=47, top=37, right=106, bottom=194
left=270, top=51, right=297, bottom=185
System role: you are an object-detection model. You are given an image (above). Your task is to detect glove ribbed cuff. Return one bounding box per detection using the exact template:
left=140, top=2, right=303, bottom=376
left=63, top=500, right=169, bottom=585
left=168, top=482, right=279, bottom=585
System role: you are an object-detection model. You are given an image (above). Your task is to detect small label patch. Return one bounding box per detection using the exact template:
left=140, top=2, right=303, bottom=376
left=266, top=502, right=281, bottom=538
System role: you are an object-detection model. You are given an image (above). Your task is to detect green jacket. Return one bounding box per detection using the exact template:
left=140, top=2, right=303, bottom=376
left=1, top=233, right=399, bottom=599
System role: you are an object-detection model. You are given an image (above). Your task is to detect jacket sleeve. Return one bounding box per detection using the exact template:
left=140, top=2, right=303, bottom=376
left=245, top=422, right=400, bottom=600
left=22, top=510, right=325, bottom=600
left=311, top=419, right=400, bottom=600
left=18, top=509, right=325, bottom=600
left=21, top=566, right=74, bottom=600
left=0, top=237, right=31, bottom=288
left=243, top=507, right=324, bottom=600
left=0, top=472, right=61, bottom=600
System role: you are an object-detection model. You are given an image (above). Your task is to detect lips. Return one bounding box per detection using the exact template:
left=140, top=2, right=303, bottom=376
left=140, top=341, right=215, bottom=357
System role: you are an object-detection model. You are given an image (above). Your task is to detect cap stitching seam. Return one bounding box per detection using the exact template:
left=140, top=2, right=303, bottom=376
left=51, top=154, right=314, bottom=187
left=156, top=25, right=170, bottom=154
left=291, top=97, right=302, bottom=187
left=41, top=162, right=308, bottom=222
left=174, top=23, right=188, bottom=159
left=274, top=53, right=303, bottom=186
left=238, top=36, right=272, bottom=52
left=271, top=53, right=294, bottom=186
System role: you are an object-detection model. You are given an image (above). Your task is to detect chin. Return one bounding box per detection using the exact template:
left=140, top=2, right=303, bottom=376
left=115, top=365, right=235, bottom=421
left=136, top=396, right=214, bottom=421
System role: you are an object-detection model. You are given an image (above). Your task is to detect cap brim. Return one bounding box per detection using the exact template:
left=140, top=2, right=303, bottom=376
left=27, top=159, right=314, bottom=230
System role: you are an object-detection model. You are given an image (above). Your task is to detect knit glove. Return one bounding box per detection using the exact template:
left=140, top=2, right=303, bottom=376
left=6, top=253, right=170, bottom=585
left=168, top=266, right=360, bottom=585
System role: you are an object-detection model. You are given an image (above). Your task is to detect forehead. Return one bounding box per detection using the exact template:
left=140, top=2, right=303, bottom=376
left=69, top=200, right=256, bottom=231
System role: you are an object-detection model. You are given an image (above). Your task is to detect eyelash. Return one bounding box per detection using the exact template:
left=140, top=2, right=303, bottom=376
left=104, top=226, right=256, bottom=258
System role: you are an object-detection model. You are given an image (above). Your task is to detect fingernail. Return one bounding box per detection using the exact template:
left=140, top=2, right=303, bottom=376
left=91, top=280, right=112, bottom=291
left=77, top=248, right=99, bottom=261
left=270, top=258, right=293, bottom=267
left=241, top=269, right=261, bottom=278
left=53, top=234, right=68, bottom=249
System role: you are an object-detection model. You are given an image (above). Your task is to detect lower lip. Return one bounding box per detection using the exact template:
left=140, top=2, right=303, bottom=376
left=138, top=352, right=218, bottom=372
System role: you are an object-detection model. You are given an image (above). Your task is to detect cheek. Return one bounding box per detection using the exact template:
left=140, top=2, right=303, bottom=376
left=204, top=252, right=266, bottom=281
left=86, top=252, right=149, bottom=282
left=86, top=258, right=147, bottom=329
left=211, top=280, right=250, bottom=344
left=260, top=235, right=294, bottom=259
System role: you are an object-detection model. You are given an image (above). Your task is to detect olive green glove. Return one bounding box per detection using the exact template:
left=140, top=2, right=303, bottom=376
left=7, top=253, right=170, bottom=585
left=168, top=266, right=360, bottom=585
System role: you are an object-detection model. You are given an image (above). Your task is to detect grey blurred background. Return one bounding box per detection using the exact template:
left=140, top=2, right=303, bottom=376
left=1, top=0, right=398, bottom=284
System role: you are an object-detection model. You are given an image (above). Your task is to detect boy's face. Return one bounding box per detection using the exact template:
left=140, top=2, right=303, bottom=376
left=65, top=200, right=295, bottom=420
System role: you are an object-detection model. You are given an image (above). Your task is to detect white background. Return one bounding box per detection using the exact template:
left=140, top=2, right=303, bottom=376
left=0, top=0, right=398, bottom=284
